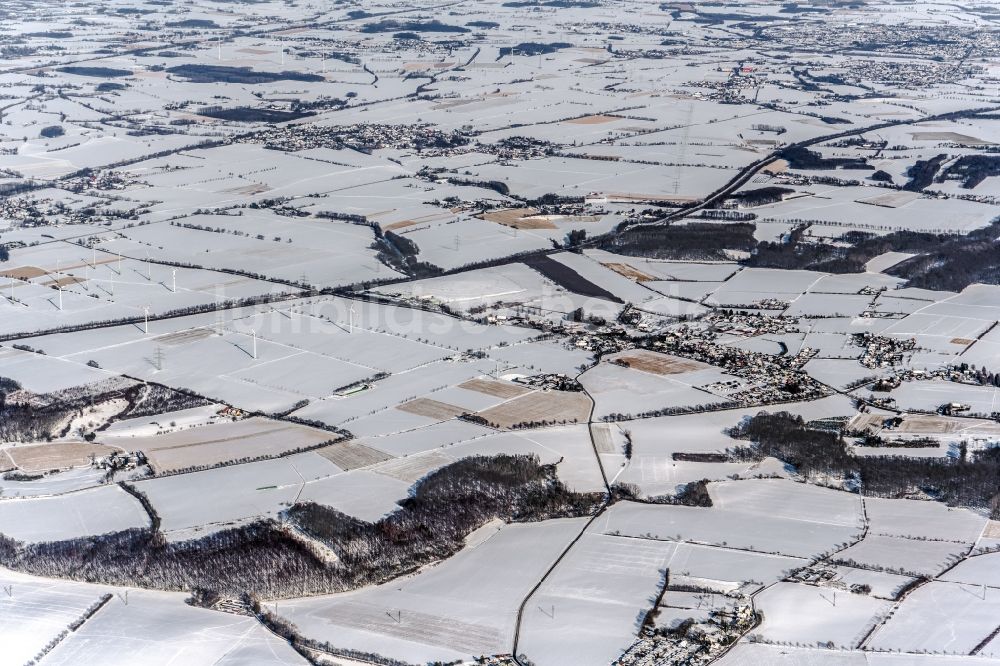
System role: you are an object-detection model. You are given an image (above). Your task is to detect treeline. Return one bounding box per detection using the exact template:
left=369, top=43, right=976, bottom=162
left=602, top=401, right=740, bottom=421
left=504, top=0, right=599, bottom=7
left=497, top=42, right=573, bottom=58
left=599, top=222, right=757, bottom=260
left=614, top=479, right=714, bottom=507
left=330, top=372, right=389, bottom=396
left=745, top=223, right=976, bottom=283
left=0, top=402, right=67, bottom=443
left=115, top=383, right=210, bottom=420
left=279, top=414, right=352, bottom=439
left=375, top=230, right=444, bottom=279
left=938, top=154, right=1000, bottom=189
left=57, top=66, right=131, bottom=78
left=522, top=255, right=622, bottom=302
left=0, top=375, right=208, bottom=443
left=1, top=376, right=43, bottom=441
left=886, top=220, right=1000, bottom=291
left=445, top=176, right=509, bottom=196
left=1, top=377, right=106, bottom=442
left=747, top=224, right=865, bottom=272
left=725, top=186, right=793, bottom=207
left=316, top=210, right=368, bottom=225
left=728, top=412, right=1000, bottom=517
left=196, top=107, right=314, bottom=124
left=0, top=455, right=602, bottom=598
left=118, top=482, right=160, bottom=532
left=903, top=154, right=947, bottom=191
left=0, top=523, right=328, bottom=599
left=166, top=65, right=323, bottom=84
left=360, top=19, right=468, bottom=33
left=780, top=145, right=871, bottom=171
left=667, top=479, right=714, bottom=506
left=289, top=454, right=601, bottom=578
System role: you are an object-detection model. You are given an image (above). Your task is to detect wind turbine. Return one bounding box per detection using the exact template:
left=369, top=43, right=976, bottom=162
left=143, top=305, right=150, bottom=334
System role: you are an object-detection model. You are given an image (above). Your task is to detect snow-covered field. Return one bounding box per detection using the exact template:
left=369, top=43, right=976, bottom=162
left=280, top=519, right=585, bottom=663
left=0, top=569, right=305, bottom=666
left=0, top=486, right=149, bottom=542
left=869, top=582, right=1000, bottom=656
left=518, top=531, right=673, bottom=666
left=602, top=480, right=863, bottom=559
left=751, top=581, right=891, bottom=648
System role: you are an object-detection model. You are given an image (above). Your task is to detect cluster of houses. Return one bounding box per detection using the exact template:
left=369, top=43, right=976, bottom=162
left=615, top=595, right=756, bottom=666
left=93, top=450, right=146, bottom=471
left=853, top=332, right=916, bottom=369
left=244, top=122, right=470, bottom=155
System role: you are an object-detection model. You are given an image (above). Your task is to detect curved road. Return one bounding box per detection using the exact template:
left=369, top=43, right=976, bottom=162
left=636, top=104, right=1000, bottom=229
